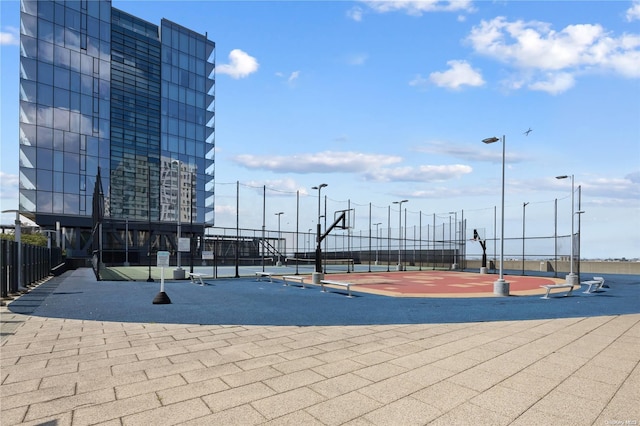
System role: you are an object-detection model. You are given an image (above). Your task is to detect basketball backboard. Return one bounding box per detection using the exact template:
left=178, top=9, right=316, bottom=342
left=472, top=228, right=486, bottom=241
left=334, top=209, right=355, bottom=230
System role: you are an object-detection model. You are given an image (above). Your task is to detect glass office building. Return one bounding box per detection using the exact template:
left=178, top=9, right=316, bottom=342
left=19, top=0, right=215, bottom=262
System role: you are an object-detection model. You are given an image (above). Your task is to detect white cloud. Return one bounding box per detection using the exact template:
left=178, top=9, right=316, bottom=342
left=408, top=74, right=429, bottom=88
left=466, top=17, right=640, bottom=93
left=428, top=60, right=485, bottom=90
left=0, top=171, right=19, bottom=187
left=407, top=185, right=494, bottom=199
left=288, top=71, right=300, bottom=83
left=276, top=71, right=301, bottom=86
left=0, top=172, right=19, bottom=220
left=528, top=72, right=575, bottom=94
left=347, top=6, right=364, bottom=22
left=347, top=53, right=368, bottom=66
left=0, top=27, right=19, bottom=46
left=583, top=175, right=640, bottom=201
left=364, top=164, right=472, bottom=182
left=233, top=151, right=402, bottom=174
left=360, top=0, right=474, bottom=16
left=415, top=141, right=528, bottom=164
left=244, top=178, right=309, bottom=196
left=215, top=204, right=236, bottom=215
left=626, top=1, right=640, bottom=22
left=627, top=171, right=640, bottom=183
left=217, top=49, right=259, bottom=79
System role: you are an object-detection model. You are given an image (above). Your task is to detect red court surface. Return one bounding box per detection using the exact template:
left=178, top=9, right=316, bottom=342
left=323, top=270, right=565, bottom=298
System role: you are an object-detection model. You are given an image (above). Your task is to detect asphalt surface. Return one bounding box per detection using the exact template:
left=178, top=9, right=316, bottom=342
left=6, top=268, right=639, bottom=326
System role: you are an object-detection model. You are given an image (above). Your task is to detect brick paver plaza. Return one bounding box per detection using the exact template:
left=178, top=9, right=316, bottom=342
left=1, top=268, right=638, bottom=425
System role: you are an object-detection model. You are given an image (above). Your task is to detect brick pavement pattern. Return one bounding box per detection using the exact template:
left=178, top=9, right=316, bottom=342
left=2, top=303, right=639, bottom=425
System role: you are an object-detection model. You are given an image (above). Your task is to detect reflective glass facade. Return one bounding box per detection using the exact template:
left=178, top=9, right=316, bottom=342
left=159, top=19, right=215, bottom=225
left=19, top=0, right=112, bottom=219
left=19, top=0, right=215, bottom=256
left=109, top=8, right=161, bottom=221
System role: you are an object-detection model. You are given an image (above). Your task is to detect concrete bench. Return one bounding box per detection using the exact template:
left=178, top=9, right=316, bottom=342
left=540, top=283, right=575, bottom=299
left=581, top=276, right=606, bottom=294
left=255, top=272, right=272, bottom=282
left=188, top=273, right=213, bottom=286
left=320, top=280, right=353, bottom=298
left=282, top=275, right=306, bottom=289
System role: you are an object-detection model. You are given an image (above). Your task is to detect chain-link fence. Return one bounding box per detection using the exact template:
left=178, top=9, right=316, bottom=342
left=95, top=181, right=580, bottom=277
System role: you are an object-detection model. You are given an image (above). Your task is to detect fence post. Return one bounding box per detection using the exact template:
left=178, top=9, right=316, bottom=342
left=1, top=240, right=8, bottom=300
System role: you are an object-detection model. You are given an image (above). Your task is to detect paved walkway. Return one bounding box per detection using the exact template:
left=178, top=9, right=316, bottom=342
left=1, top=269, right=639, bottom=425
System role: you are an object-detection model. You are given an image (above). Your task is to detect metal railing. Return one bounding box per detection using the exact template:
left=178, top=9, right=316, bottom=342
left=1, top=239, right=62, bottom=298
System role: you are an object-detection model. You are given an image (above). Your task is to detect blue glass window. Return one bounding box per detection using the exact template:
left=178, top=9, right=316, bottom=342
left=53, top=150, right=64, bottom=171
left=53, top=172, right=63, bottom=192
left=37, top=191, right=53, bottom=213
left=38, top=40, right=54, bottom=63
left=37, top=83, right=53, bottom=105
left=64, top=194, right=79, bottom=215
left=37, top=169, right=53, bottom=191
left=36, top=147, right=53, bottom=170
left=64, top=172, right=79, bottom=192
left=20, top=56, right=37, bottom=80
left=53, top=108, right=69, bottom=131
left=53, top=192, right=63, bottom=213
left=37, top=62, right=54, bottom=85
left=38, top=18, right=54, bottom=43
left=37, top=105, right=53, bottom=126
left=36, top=126, right=53, bottom=148
left=21, top=35, right=38, bottom=59
left=54, top=67, right=70, bottom=88
left=20, top=80, right=37, bottom=103
left=65, top=8, right=80, bottom=31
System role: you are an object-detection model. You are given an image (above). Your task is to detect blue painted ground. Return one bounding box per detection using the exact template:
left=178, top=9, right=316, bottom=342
left=7, top=269, right=639, bottom=326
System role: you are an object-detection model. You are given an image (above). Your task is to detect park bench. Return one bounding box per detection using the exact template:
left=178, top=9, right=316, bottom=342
left=282, top=275, right=306, bottom=289
left=581, top=276, right=606, bottom=294
left=540, top=283, right=575, bottom=299
left=188, top=272, right=213, bottom=286
left=255, top=272, right=273, bottom=282
left=320, top=280, right=353, bottom=298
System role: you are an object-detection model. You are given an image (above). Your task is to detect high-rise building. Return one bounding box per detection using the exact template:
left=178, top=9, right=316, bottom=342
left=18, top=0, right=215, bottom=264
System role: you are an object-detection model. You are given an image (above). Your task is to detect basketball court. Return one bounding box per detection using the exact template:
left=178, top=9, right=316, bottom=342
left=316, top=270, right=565, bottom=298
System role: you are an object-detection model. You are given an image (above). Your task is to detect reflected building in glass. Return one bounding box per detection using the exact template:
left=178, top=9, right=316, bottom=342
left=18, top=0, right=215, bottom=263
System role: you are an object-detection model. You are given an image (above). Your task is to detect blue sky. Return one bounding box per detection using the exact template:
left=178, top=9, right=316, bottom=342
left=1, top=0, right=639, bottom=259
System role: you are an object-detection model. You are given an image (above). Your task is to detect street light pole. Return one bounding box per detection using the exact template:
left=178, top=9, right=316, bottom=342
left=311, top=184, right=327, bottom=277
left=147, top=163, right=154, bottom=282
left=392, top=200, right=408, bottom=271
left=483, top=135, right=509, bottom=296
left=522, top=202, right=529, bottom=275
left=172, top=160, right=185, bottom=279
left=275, top=212, right=284, bottom=266
left=374, top=222, right=381, bottom=265
left=189, top=170, right=194, bottom=274
left=556, top=174, right=578, bottom=285
left=449, top=211, right=458, bottom=269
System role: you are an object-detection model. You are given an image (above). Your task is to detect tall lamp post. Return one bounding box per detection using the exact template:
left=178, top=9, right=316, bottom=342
left=275, top=212, right=284, bottom=266
left=311, top=184, right=327, bottom=278
left=556, top=174, right=579, bottom=285
left=482, top=135, right=509, bottom=296
left=522, top=202, right=529, bottom=275
left=374, top=222, right=381, bottom=265
left=171, top=160, right=185, bottom=279
left=147, top=163, right=154, bottom=282
left=449, top=211, right=458, bottom=269
left=392, top=200, right=408, bottom=271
